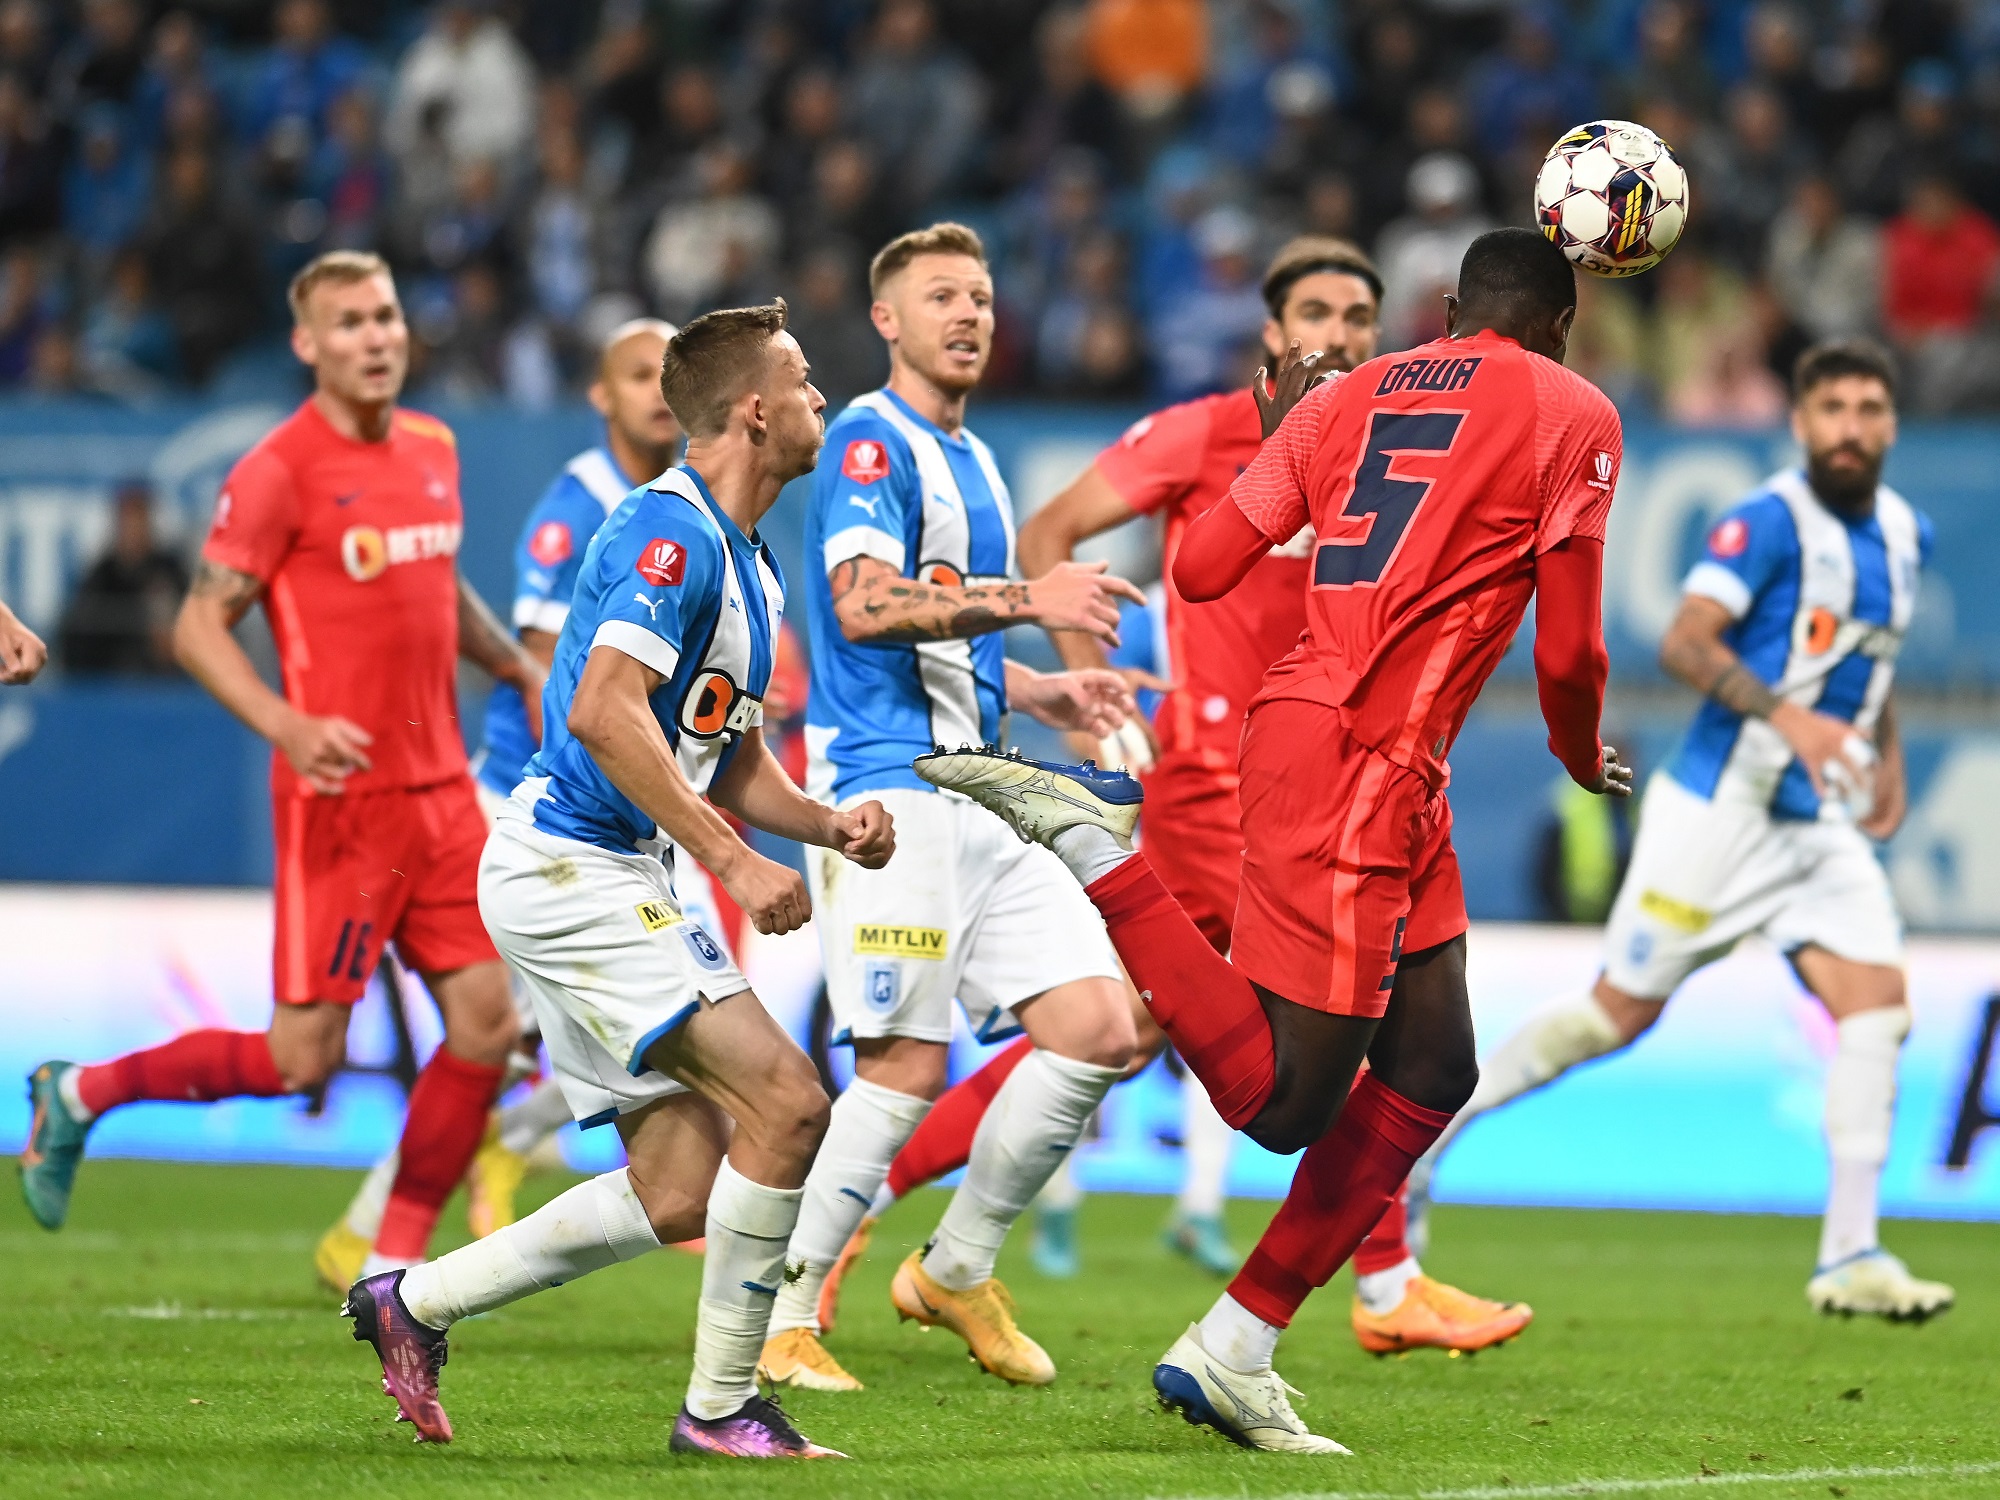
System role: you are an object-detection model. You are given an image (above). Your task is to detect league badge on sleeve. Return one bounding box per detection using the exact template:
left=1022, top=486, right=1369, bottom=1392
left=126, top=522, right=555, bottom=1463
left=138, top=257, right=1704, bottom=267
left=529, top=521, right=572, bottom=567
left=841, top=439, right=891, bottom=485
left=1709, top=517, right=1748, bottom=558
left=636, top=538, right=686, bottom=586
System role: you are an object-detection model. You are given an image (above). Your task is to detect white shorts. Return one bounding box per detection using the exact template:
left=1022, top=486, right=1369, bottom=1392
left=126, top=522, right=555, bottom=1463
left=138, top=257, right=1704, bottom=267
left=809, top=786, right=1120, bottom=1045
left=1602, top=772, right=1904, bottom=998
left=478, top=814, right=750, bottom=1129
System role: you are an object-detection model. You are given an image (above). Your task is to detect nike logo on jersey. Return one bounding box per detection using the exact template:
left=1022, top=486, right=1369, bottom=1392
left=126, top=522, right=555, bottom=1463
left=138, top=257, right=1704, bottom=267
left=335, top=490, right=363, bottom=507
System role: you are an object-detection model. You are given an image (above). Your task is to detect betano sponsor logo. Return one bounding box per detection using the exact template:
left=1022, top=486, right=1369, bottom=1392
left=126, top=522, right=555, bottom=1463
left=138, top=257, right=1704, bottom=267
left=853, top=924, right=948, bottom=959
left=340, top=521, right=462, bottom=582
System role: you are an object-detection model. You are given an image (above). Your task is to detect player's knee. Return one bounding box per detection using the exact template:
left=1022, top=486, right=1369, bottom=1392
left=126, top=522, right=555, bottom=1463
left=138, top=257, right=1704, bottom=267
left=760, top=1065, right=831, bottom=1164
left=1243, top=1090, right=1340, bottom=1157
left=270, top=1039, right=343, bottom=1092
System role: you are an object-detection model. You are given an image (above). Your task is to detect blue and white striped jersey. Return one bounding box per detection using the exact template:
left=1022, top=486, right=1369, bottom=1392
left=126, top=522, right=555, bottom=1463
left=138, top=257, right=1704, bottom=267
left=477, top=446, right=643, bottom=798
left=515, top=465, right=784, bottom=856
left=1666, top=468, right=1932, bottom=820
left=804, top=388, right=1018, bottom=801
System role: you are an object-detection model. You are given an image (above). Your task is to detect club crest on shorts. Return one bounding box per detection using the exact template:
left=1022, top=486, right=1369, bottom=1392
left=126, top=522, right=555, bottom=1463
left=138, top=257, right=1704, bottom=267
left=863, top=961, right=900, bottom=1013
left=681, top=923, right=728, bottom=972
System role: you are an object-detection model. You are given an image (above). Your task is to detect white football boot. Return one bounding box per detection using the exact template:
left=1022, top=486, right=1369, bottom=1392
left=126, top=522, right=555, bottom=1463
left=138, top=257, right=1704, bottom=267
left=911, top=744, right=1143, bottom=847
left=1151, top=1323, right=1351, bottom=1455
left=1808, top=1249, right=1955, bottom=1322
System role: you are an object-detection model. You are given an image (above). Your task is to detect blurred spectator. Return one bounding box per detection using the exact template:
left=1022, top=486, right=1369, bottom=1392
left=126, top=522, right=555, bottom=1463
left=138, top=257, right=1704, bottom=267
left=763, top=65, right=843, bottom=215
left=385, top=0, right=535, bottom=173
left=641, top=144, right=779, bottom=321
left=1532, top=761, right=1634, bottom=923
left=1667, top=323, right=1790, bottom=428
left=781, top=245, right=880, bottom=405
left=786, top=138, right=890, bottom=264
left=1704, top=84, right=1812, bottom=269
left=1149, top=204, right=1263, bottom=399
left=847, top=0, right=985, bottom=217
left=0, top=69, right=60, bottom=248
left=1037, top=228, right=1144, bottom=395
left=79, top=246, right=176, bottom=396
left=1843, top=62, right=1965, bottom=220
left=1743, top=2, right=1829, bottom=147
left=132, top=10, right=209, bottom=147
left=634, top=65, right=725, bottom=200
left=1005, top=145, right=1110, bottom=319
left=999, top=3, right=1121, bottom=189
left=241, top=0, right=368, bottom=152
left=61, top=104, right=149, bottom=271
left=1376, top=152, right=1492, bottom=351
left=0, top=243, right=45, bottom=383
left=1467, top=8, right=1597, bottom=164
left=1884, top=173, right=2000, bottom=412
left=420, top=257, right=507, bottom=401
left=0, top=0, right=51, bottom=99
left=1085, top=0, right=1207, bottom=124
left=1626, top=0, right=1717, bottom=117
left=49, top=0, right=146, bottom=124
left=1563, top=276, right=1647, bottom=410
left=1767, top=174, right=1882, bottom=342
left=1647, top=244, right=1759, bottom=404
left=137, top=146, right=263, bottom=384
left=56, top=480, right=187, bottom=675
left=28, top=321, right=77, bottom=394
left=308, top=86, right=389, bottom=250
left=1347, top=10, right=1431, bottom=142
left=520, top=126, right=599, bottom=334
left=1208, top=1, right=1333, bottom=174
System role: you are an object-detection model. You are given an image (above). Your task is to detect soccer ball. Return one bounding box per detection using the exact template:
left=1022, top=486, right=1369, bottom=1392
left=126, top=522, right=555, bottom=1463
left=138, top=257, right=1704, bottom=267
left=1533, top=120, right=1688, bottom=278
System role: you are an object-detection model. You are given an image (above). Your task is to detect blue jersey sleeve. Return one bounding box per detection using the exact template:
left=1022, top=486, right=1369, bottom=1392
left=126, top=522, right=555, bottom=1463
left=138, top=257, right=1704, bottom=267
left=814, top=415, right=920, bottom=576
left=588, top=506, right=722, bottom=680
left=1681, top=495, right=1797, bottom=620
left=513, top=478, right=607, bottom=634
left=1917, top=511, right=1936, bottom=569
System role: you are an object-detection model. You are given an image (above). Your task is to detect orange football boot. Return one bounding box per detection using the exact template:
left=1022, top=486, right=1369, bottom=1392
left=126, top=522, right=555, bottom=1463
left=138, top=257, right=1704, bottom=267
left=1351, top=1273, right=1533, bottom=1354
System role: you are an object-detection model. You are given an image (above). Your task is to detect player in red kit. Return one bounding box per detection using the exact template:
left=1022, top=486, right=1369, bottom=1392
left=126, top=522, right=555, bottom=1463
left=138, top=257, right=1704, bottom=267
left=920, top=229, right=1633, bottom=1452
left=815, top=238, right=1528, bottom=1358
left=19, top=253, right=543, bottom=1283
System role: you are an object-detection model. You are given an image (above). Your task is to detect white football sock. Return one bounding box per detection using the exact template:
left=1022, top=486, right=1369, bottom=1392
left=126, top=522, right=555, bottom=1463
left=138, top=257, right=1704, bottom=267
left=768, top=1078, right=930, bottom=1335
left=1177, top=1071, right=1234, bottom=1219
left=923, top=1049, right=1121, bottom=1290
left=687, top=1158, right=804, bottom=1420
left=57, top=1065, right=95, bottom=1123
left=1433, top=985, right=1625, bottom=1156
left=1197, top=1291, right=1280, bottom=1373
left=1036, top=1151, right=1083, bottom=1212
left=1818, top=1006, right=1909, bottom=1268
left=1051, top=824, right=1133, bottom=888
left=341, top=1149, right=402, bottom=1239
left=1355, top=1255, right=1421, bottom=1315
left=497, top=1077, right=574, bottom=1156
left=397, top=1168, right=660, bottom=1329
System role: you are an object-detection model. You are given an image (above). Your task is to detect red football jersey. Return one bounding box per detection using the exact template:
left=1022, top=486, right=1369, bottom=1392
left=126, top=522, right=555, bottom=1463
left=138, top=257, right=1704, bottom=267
left=1231, top=330, right=1622, bottom=788
left=1095, top=388, right=1311, bottom=771
left=204, top=399, right=468, bottom=797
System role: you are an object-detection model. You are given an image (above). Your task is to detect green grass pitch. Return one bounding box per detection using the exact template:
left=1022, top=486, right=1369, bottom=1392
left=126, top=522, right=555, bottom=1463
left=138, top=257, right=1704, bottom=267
left=2, top=1160, right=1994, bottom=1499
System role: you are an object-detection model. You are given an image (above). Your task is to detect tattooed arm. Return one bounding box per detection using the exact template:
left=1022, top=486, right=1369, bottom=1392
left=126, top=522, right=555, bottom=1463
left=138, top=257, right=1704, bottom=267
left=173, top=559, right=374, bottom=795
left=827, top=554, right=1145, bottom=645
left=458, top=573, right=548, bottom=741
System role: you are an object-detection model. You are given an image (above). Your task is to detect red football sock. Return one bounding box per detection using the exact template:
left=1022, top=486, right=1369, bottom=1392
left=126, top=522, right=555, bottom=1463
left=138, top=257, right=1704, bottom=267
left=1086, top=855, right=1274, bottom=1128
left=1352, top=1184, right=1411, bottom=1275
left=374, top=1047, right=504, bottom=1260
left=884, top=1035, right=1034, bottom=1198
left=75, top=1030, right=288, bottom=1116
left=1227, top=1073, right=1452, bottom=1328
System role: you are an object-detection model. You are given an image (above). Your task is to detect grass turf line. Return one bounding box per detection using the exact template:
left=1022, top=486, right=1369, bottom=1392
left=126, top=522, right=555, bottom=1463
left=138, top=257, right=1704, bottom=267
left=2, top=1160, right=1992, bottom=1499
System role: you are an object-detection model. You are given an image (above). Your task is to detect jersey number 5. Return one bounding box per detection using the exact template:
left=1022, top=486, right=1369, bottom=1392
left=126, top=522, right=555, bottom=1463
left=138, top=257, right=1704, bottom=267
left=1313, top=411, right=1465, bottom=588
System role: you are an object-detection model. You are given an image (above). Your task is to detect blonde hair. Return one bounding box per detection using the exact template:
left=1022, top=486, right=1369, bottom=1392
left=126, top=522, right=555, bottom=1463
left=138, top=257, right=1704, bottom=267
left=287, top=250, right=394, bottom=322
left=868, top=222, right=987, bottom=298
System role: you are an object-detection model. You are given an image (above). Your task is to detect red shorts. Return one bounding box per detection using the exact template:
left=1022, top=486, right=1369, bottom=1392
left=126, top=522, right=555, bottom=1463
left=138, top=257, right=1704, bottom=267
left=1233, top=699, right=1466, bottom=1018
left=1140, top=755, right=1244, bottom=956
left=272, top=774, right=499, bottom=1004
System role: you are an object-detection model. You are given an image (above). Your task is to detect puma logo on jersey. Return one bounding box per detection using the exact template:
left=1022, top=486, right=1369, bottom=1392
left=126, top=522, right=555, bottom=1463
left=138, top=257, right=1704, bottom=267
left=847, top=492, right=883, bottom=517
left=340, top=521, right=462, bottom=581
left=632, top=592, right=663, bottom=622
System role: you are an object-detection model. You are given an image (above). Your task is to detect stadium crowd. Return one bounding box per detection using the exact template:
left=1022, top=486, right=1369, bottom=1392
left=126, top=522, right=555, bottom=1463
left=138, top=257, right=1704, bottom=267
left=1, top=0, right=1997, bottom=416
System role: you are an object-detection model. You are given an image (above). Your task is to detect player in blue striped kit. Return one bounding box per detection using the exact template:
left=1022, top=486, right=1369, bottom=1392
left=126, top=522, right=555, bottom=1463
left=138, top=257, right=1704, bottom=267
left=1416, top=340, right=1954, bottom=1322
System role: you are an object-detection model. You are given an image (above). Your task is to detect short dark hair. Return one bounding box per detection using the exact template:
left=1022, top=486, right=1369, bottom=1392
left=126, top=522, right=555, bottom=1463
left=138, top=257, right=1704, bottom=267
left=1260, top=236, right=1382, bottom=318
left=868, top=221, right=987, bottom=298
left=1793, top=337, right=1897, bottom=404
left=658, top=300, right=789, bottom=438
left=1457, top=227, right=1576, bottom=321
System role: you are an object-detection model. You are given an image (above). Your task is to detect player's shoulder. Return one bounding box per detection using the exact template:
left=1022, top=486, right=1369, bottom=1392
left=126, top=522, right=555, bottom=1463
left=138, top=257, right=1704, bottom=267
left=1706, top=485, right=1801, bottom=567
left=1873, top=482, right=1933, bottom=559
left=1525, top=349, right=1619, bottom=426
left=819, top=398, right=914, bottom=496
left=605, top=474, right=727, bottom=574
left=392, top=408, right=457, bottom=452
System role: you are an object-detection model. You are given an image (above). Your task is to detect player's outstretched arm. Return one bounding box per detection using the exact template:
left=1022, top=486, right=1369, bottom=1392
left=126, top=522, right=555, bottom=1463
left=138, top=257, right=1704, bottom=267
left=0, top=597, right=47, bottom=684
left=1003, top=658, right=1137, bottom=738
left=174, top=559, right=374, bottom=795
left=1016, top=466, right=1162, bottom=678
left=567, top=645, right=810, bottom=934
left=709, top=726, right=894, bottom=869
left=1659, top=594, right=1870, bottom=797
left=827, top=554, right=1144, bottom=646
left=457, top=573, right=549, bottom=742
left=1532, top=537, right=1628, bottom=795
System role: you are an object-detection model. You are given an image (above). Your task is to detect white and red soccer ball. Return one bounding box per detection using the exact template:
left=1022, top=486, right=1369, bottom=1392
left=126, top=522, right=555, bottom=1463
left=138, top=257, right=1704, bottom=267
left=1534, top=120, right=1688, bottom=278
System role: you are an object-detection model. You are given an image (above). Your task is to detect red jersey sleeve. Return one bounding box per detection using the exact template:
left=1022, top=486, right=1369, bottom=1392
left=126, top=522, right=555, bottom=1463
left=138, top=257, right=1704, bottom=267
left=1094, top=399, right=1212, bottom=515
left=204, top=442, right=301, bottom=582
left=1531, top=361, right=1623, bottom=554
left=1227, top=375, right=1339, bottom=543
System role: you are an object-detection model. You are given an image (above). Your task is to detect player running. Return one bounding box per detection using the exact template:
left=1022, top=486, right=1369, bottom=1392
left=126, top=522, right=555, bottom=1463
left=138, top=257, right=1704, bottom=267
left=343, top=302, right=889, bottom=1457
left=756, top=223, right=1143, bottom=1395
left=920, top=228, right=1633, bottom=1452
left=315, top=317, right=688, bottom=1283
left=20, top=253, right=538, bottom=1281
left=814, top=236, right=1528, bottom=1357
left=0, top=595, right=47, bottom=683
left=1413, top=339, right=1953, bottom=1323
